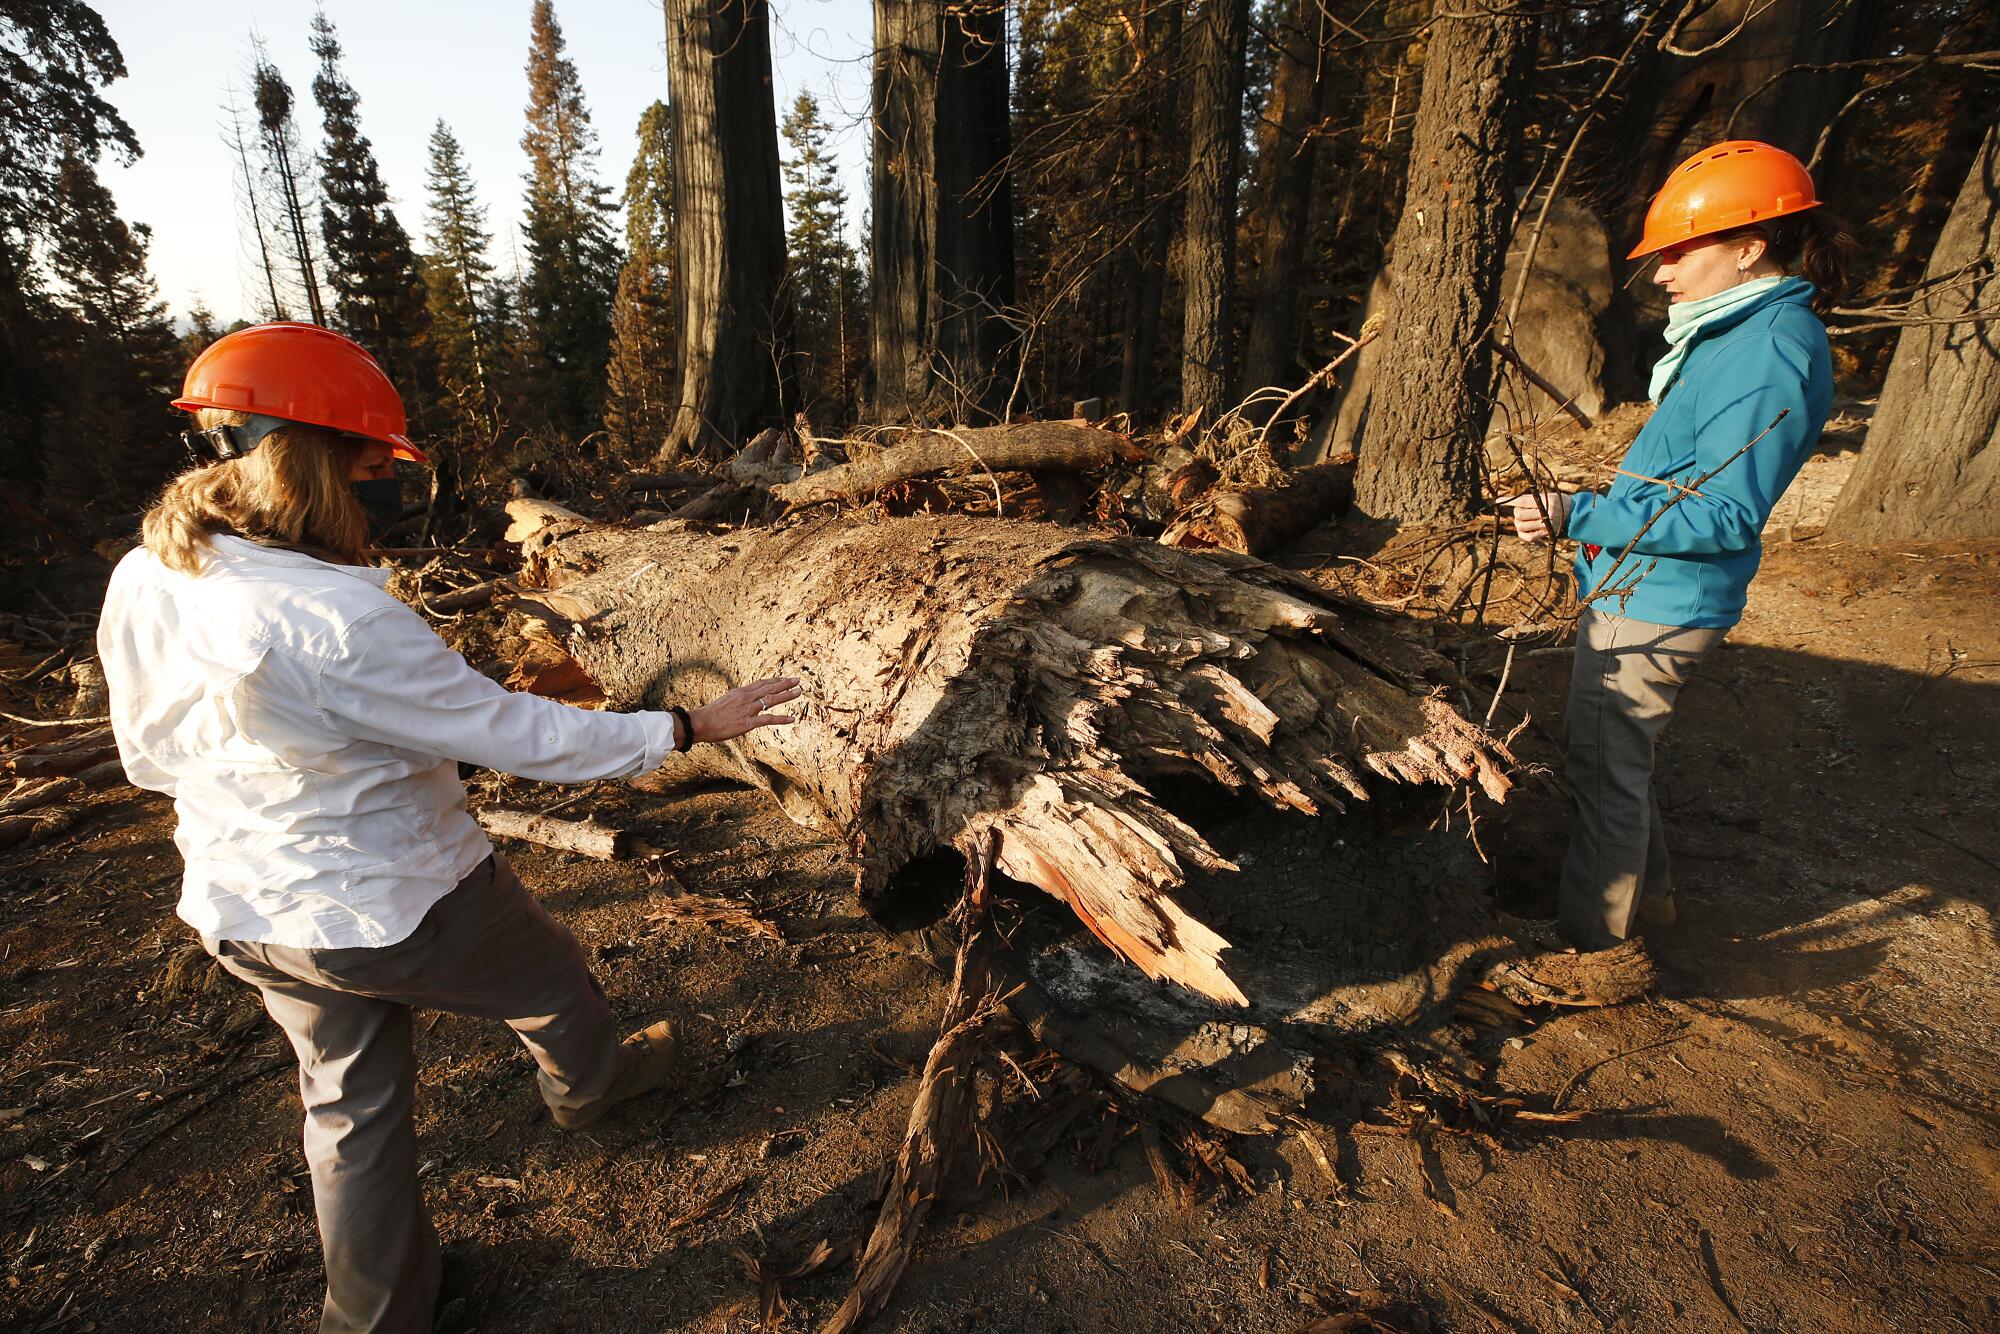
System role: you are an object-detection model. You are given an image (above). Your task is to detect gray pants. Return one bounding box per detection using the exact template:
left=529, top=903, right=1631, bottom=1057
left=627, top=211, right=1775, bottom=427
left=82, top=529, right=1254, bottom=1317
left=204, top=853, right=624, bottom=1334
left=1558, top=609, right=1727, bottom=948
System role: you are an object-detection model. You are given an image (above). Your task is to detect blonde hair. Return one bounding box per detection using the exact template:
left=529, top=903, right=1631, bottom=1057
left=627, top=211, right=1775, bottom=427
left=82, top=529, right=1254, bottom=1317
left=142, top=409, right=368, bottom=573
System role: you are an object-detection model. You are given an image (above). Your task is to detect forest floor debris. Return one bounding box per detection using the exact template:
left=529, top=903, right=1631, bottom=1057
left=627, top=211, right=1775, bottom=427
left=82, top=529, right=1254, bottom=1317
left=0, top=430, right=1995, bottom=1332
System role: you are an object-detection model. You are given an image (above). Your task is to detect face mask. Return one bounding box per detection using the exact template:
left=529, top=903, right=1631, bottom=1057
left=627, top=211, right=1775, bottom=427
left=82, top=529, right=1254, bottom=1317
left=352, top=477, right=405, bottom=535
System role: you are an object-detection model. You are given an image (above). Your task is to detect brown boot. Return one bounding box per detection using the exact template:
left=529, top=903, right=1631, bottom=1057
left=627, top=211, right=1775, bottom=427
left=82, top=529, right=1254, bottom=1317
left=1634, top=893, right=1678, bottom=930
left=553, top=1020, right=684, bottom=1132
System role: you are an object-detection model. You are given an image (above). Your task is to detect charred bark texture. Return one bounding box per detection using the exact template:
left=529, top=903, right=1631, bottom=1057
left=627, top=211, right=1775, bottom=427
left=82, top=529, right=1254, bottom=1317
left=513, top=511, right=1512, bottom=1006
left=871, top=0, right=1015, bottom=421
left=1830, top=125, right=2000, bottom=541
left=1178, top=0, right=1251, bottom=422
left=664, top=0, right=791, bottom=460
left=1352, top=0, right=1539, bottom=524
left=1117, top=0, right=1185, bottom=420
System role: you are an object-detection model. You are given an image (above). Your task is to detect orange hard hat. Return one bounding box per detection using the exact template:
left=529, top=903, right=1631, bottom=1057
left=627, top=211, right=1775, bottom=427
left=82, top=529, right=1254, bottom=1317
left=173, top=322, right=429, bottom=464
left=1627, top=140, right=1820, bottom=261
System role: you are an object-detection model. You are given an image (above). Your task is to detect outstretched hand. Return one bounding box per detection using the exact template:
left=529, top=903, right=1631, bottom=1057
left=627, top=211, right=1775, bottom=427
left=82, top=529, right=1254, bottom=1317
left=690, top=677, right=802, bottom=744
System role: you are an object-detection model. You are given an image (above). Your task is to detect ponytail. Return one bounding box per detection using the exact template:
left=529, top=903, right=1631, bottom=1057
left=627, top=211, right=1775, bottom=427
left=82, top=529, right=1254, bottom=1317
left=1723, top=211, right=1858, bottom=314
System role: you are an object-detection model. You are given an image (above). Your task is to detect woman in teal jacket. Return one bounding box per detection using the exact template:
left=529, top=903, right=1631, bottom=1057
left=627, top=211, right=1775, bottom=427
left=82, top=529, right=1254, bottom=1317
left=1512, top=141, right=1854, bottom=948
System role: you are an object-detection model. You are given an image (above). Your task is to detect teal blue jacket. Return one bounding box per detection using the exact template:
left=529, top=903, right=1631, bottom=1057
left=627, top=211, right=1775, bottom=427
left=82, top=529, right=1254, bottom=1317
left=1568, top=277, right=1832, bottom=629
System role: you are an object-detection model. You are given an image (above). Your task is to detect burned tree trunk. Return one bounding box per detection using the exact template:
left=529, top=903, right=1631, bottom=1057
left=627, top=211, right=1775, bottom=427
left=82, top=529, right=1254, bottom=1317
left=871, top=0, right=1015, bottom=421
left=1830, top=125, right=2000, bottom=541
left=1178, top=0, right=1251, bottom=423
left=514, top=510, right=1511, bottom=1007
left=1117, top=0, right=1185, bottom=421
left=1239, top=0, right=1332, bottom=401
left=1351, top=0, right=1538, bottom=524
left=663, top=0, right=791, bottom=459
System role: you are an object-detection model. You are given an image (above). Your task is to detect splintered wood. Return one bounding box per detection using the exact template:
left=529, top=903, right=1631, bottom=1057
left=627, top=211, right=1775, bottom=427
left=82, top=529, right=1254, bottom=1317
left=510, top=509, right=1515, bottom=1008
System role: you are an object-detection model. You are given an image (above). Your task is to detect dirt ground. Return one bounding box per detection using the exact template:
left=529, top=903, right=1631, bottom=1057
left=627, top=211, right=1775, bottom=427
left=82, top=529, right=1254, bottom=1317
left=3, top=434, right=1997, bottom=1333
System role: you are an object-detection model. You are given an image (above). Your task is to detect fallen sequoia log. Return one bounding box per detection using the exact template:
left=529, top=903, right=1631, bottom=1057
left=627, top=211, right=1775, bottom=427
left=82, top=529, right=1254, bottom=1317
left=769, top=422, right=1142, bottom=507
left=511, top=504, right=1513, bottom=1009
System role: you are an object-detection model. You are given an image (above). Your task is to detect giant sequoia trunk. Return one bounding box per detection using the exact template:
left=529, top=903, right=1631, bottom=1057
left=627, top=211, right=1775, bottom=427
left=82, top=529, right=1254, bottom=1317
left=663, top=0, right=791, bottom=459
left=1830, top=125, right=2000, bottom=541
left=1177, top=0, right=1251, bottom=422
left=1351, top=0, right=1538, bottom=523
left=871, top=0, right=1015, bottom=421
left=514, top=512, right=1512, bottom=1007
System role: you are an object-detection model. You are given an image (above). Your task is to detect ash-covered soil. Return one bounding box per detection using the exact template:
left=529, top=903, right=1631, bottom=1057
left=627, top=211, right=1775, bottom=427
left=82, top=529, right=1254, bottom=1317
left=2, top=458, right=1996, bottom=1331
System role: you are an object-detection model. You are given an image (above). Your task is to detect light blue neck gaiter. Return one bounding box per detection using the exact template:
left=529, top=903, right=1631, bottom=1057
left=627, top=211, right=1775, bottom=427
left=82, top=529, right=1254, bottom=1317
left=1649, top=275, right=1784, bottom=403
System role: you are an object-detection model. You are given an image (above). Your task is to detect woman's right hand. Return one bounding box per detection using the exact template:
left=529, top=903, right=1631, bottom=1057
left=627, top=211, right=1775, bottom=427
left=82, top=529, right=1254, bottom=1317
left=689, top=677, right=802, bottom=744
left=1506, top=491, right=1571, bottom=544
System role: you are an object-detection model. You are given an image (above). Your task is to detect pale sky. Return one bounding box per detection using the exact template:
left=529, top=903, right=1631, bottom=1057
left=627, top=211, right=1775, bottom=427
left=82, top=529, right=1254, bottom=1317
left=93, top=0, right=874, bottom=324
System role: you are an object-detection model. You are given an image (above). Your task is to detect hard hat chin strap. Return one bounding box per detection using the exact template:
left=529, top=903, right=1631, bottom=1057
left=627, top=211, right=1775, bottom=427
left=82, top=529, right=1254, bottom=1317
left=180, top=413, right=296, bottom=461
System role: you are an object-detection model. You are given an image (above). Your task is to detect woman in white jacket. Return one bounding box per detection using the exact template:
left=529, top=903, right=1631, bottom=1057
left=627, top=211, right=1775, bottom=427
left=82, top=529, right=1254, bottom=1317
left=98, top=322, right=799, bottom=1334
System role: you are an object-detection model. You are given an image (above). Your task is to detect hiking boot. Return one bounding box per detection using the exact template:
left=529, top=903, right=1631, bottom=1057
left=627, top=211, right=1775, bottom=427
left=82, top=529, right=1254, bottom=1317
left=1634, top=893, right=1678, bottom=930
left=553, top=1019, right=684, bottom=1132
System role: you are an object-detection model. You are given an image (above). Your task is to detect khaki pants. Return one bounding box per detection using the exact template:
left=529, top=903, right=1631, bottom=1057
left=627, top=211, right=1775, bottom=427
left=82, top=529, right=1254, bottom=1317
left=204, top=853, right=624, bottom=1334
left=1558, top=609, right=1727, bottom=948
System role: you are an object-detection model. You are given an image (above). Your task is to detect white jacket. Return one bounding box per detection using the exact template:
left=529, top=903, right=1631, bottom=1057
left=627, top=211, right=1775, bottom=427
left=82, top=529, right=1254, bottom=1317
left=98, top=536, right=677, bottom=948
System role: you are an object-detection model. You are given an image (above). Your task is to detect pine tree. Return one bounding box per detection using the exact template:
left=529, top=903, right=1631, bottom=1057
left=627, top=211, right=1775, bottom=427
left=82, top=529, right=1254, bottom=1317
left=309, top=11, right=431, bottom=416
left=250, top=46, right=327, bottom=325
left=178, top=299, right=223, bottom=364
left=40, top=152, right=183, bottom=515
left=780, top=91, right=865, bottom=425
left=604, top=101, right=676, bottom=458
left=421, top=120, right=498, bottom=435
left=519, top=0, right=620, bottom=439
left=0, top=0, right=141, bottom=510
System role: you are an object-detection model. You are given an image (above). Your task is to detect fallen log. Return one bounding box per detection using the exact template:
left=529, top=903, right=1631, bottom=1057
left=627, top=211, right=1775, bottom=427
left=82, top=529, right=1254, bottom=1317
left=476, top=808, right=632, bottom=860
left=0, top=777, right=79, bottom=818
left=769, top=423, right=1143, bottom=507
left=512, top=506, right=1512, bottom=1007
left=1160, top=459, right=1356, bottom=556
left=8, top=741, right=119, bottom=779
left=0, top=805, right=79, bottom=850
